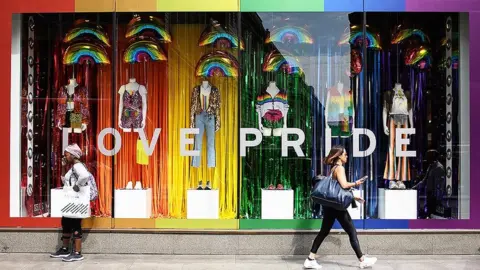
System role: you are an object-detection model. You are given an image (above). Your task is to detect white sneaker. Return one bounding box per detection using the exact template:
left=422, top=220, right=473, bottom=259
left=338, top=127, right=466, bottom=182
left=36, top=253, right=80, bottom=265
left=388, top=181, right=397, bottom=189
left=304, top=258, right=322, bottom=269
left=397, top=181, right=406, bottom=189
left=134, top=181, right=142, bottom=190
left=125, top=181, right=133, bottom=190
left=359, top=255, right=377, bottom=269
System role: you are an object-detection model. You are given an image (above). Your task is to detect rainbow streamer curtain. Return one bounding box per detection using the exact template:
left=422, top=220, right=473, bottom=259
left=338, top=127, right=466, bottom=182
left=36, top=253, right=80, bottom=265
left=126, top=15, right=172, bottom=43
left=123, top=39, right=167, bottom=63
left=265, top=26, right=314, bottom=45
left=262, top=50, right=303, bottom=75
left=63, top=43, right=110, bottom=65
left=195, top=50, right=239, bottom=77
left=198, top=25, right=245, bottom=50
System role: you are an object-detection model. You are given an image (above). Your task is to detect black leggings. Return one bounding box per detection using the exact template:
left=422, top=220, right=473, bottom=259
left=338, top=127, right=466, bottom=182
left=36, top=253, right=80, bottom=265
left=310, top=206, right=363, bottom=259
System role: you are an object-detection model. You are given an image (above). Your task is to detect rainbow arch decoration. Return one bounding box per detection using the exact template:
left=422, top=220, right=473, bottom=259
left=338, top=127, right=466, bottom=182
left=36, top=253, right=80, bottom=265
left=123, top=40, right=167, bottom=63
left=262, top=50, right=303, bottom=75
left=265, top=26, right=314, bottom=45
left=198, top=27, right=245, bottom=50
left=63, top=27, right=111, bottom=47
left=63, top=43, right=110, bottom=65
left=126, top=15, right=172, bottom=43
left=338, top=30, right=381, bottom=49
left=404, top=46, right=431, bottom=69
left=195, top=50, right=239, bottom=77
left=392, top=29, right=430, bottom=44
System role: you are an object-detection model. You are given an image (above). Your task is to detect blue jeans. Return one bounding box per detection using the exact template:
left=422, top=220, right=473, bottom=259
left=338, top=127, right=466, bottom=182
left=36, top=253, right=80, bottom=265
left=191, top=111, right=216, bottom=168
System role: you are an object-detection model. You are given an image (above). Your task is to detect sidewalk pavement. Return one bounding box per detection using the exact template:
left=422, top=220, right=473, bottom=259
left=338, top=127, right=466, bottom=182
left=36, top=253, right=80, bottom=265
left=0, top=253, right=479, bottom=269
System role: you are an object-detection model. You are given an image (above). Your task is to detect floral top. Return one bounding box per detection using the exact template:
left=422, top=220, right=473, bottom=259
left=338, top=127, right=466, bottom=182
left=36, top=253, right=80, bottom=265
left=190, top=85, right=220, bottom=131
left=55, top=85, right=90, bottom=128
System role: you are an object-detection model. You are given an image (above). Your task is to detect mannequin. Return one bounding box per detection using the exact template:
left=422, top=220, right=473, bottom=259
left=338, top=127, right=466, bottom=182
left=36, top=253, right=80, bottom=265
left=55, top=78, right=90, bottom=134
left=383, top=83, right=413, bottom=189
left=118, top=78, right=147, bottom=132
left=325, top=81, right=355, bottom=138
left=256, top=81, right=289, bottom=137
left=190, top=79, right=220, bottom=168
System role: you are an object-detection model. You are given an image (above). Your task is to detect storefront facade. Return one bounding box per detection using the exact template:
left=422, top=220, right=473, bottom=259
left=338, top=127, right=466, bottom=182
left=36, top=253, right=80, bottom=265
left=1, top=0, right=479, bottom=231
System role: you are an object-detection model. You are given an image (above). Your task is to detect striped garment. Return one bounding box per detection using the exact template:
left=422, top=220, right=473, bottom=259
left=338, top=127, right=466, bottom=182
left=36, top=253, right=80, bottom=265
left=256, top=90, right=289, bottom=123
left=327, top=87, right=354, bottom=136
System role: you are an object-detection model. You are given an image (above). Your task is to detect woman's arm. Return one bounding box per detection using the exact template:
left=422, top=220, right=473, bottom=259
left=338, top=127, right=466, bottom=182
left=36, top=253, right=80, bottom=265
left=334, top=166, right=359, bottom=189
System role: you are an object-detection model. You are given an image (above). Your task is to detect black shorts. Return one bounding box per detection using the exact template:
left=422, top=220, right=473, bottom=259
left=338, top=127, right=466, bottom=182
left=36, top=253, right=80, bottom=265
left=61, top=217, right=82, bottom=238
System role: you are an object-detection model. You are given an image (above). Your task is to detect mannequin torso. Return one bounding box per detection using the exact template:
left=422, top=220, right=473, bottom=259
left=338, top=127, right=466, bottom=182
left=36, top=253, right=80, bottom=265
left=118, top=78, right=147, bottom=131
left=325, top=81, right=354, bottom=137
left=256, top=81, right=289, bottom=136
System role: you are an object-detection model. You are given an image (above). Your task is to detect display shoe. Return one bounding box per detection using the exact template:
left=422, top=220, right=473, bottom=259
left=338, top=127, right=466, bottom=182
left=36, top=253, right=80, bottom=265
left=388, top=180, right=398, bottom=190
left=125, top=181, right=133, bottom=190
left=359, top=255, right=377, bottom=269
left=196, top=181, right=203, bottom=190
left=205, top=181, right=211, bottom=190
left=276, top=184, right=284, bottom=190
left=397, top=181, right=406, bottom=190
left=134, top=181, right=142, bottom=190
left=268, top=184, right=274, bottom=190
left=303, top=258, right=322, bottom=269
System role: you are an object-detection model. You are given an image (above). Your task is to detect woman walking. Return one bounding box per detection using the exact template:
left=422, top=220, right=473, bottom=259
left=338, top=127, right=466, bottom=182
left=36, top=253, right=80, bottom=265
left=304, top=145, right=377, bottom=269
left=50, top=144, right=90, bottom=262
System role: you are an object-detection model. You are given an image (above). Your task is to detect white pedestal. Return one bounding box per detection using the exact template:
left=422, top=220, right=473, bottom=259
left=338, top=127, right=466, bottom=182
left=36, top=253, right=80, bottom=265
left=114, top=188, right=152, bottom=218
left=378, top=188, right=417, bottom=219
left=261, top=189, right=294, bottom=219
left=347, top=189, right=364, bottom=220
left=50, top=188, right=64, bottom=218
left=187, top=189, right=219, bottom=219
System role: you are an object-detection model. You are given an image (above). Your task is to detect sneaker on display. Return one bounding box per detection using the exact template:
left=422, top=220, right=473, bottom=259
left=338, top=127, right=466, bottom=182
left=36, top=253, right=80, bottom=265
left=276, top=184, right=284, bottom=190
left=303, top=258, right=322, bottom=269
left=205, top=181, right=211, bottom=190
left=359, top=255, right=377, bottom=269
left=397, top=181, right=406, bottom=190
left=268, top=184, right=274, bottom=190
left=50, top=247, right=70, bottom=258
left=388, top=180, right=398, bottom=190
left=62, top=252, right=84, bottom=262
left=196, top=181, right=203, bottom=190
left=125, top=181, right=133, bottom=190
left=134, top=181, right=142, bottom=190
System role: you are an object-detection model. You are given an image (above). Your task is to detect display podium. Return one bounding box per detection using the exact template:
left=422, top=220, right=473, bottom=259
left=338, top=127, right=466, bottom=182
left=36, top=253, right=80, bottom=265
left=261, top=189, right=294, bottom=219
left=114, top=188, right=152, bottom=218
left=187, top=189, right=219, bottom=219
left=378, top=188, right=417, bottom=219
left=347, top=189, right=364, bottom=220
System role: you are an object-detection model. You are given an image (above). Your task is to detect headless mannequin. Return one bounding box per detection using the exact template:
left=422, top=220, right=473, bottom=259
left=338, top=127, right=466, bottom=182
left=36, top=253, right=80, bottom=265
left=57, top=78, right=87, bottom=134
left=259, top=81, right=287, bottom=137
left=325, top=81, right=355, bottom=137
left=383, top=83, right=414, bottom=189
left=201, top=80, right=212, bottom=100
left=118, top=78, right=147, bottom=132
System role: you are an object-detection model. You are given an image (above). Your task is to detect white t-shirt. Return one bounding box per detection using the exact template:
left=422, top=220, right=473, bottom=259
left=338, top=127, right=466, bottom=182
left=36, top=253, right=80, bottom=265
left=62, top=163, right=90, bottom=187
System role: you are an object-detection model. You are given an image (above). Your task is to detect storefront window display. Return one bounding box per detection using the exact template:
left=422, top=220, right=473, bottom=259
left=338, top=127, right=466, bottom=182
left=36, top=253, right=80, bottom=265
left=14, top=14, right=114, bottom=218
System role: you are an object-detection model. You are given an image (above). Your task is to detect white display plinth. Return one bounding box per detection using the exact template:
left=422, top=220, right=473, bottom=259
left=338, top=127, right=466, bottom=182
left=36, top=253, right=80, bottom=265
left=50, top=188, right=64, bottom=218
left=114, top=188, right=152, bottom=218
left=187, top=189, right=219, bottom=219
left=261, top=189, right=294, bottom=219
left=347, top=189, right=364, bottom=220
left=378, top=188, right=417, bottom=219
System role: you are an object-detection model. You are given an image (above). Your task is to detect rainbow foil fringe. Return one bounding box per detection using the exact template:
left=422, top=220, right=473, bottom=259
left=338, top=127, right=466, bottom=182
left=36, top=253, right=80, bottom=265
left=63, top=43, right=110, bottom=65
left=195, top=50, right=239, bottom=77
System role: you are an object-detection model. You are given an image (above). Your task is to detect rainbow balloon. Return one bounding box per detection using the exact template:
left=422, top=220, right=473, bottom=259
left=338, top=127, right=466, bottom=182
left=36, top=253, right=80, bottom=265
left=338, top=30, right=381, bottom=49
left=126, top=16, right=171, bottom=43
left=392, top=29, right=430, bottom=44
left=265, top=26, right=313, bottom=44
left=123, top=40, right=167, bottom=63
left=199, top=28, right=245, bottom=50
left=262, top=50, right=303, bottom=75
left=404, top=46, right=430, bottom=66
left=63, top=43, right=110, bottom=65
left=195, top=51, right=239, bottom=77
left=64, top=27, right=111, bottom=47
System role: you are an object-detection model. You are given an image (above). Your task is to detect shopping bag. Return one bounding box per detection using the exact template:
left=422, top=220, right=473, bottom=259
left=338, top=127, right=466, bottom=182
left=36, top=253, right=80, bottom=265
left=60, top=186, right=91, bottom=219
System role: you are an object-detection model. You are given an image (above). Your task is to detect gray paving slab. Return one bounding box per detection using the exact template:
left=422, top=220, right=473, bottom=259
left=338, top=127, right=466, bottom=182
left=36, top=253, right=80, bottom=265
left=0, top=254, right=478, bottom=269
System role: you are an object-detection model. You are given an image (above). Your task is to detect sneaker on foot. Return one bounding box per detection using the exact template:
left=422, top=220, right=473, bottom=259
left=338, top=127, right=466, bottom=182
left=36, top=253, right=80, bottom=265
left=304, top=258, right=322, bottom=269
left=62, top=252, right=84, bottom=262
left=50, top=247, right=70, bottom=258
left=359, top=255, right=377, bottom=269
